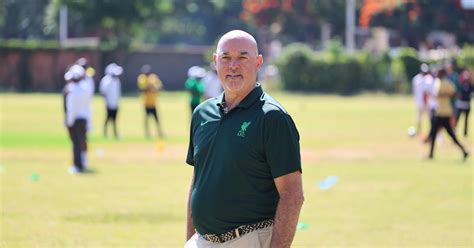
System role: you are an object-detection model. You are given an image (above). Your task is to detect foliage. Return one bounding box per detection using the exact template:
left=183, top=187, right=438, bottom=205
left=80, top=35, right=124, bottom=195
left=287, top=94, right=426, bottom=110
left=0, top=39, right=60, bottom=49
left=456, top=45, right=474, bottom=72
left=3, top=0, right=248, bottom=47
left=158, top=0, right=249, bottom=45
left=241, top=0, right=350, bottom=45
left=392, top=47, right=422, bottom=80
left=242, top=0, right=474, bottom=47
left=0, top=0, right=52, bottom=39
left=356, top=51, right=392, bottom=91
left=369, top=0, right=474, bottom=47
left=276, top=43, right=314, bottom=91
left=275, top=42, right=432, bottom=94
left=41, top=0, right=250, bottom=48
left=389, top=55, right=410, bottom=93
left=44, top=0, right=175, bottom=49
left=2, top=0, right=472, bottom=49
left=276, top=42, right=397, bottom=94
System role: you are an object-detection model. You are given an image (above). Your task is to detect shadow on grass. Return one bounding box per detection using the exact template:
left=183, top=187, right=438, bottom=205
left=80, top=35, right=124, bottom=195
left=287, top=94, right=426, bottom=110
left=64, top=212, right=180, bottom=224
left=80, top=169, right=97, bottom=174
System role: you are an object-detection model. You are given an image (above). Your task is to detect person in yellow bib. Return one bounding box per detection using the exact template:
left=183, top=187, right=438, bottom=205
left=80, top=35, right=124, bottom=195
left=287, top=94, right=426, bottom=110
left=137, top=64, right=164, bottom=138
left=428, top=68, right=469, bottom=161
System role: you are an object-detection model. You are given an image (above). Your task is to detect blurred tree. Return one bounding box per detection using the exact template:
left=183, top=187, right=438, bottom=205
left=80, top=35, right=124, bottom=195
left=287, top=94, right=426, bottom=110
left=364, top=0, right=474, bottom=47
left=44, top=0, right=176, bottom=48
left=43, top=0, right=250, bottom=47
left=0, top=0, right=4, bottom=28
left=240, top=0, right=354, bottom=46
left=1, top=0, right=52, bottom=39
left=157, top=0, right=249, bottom=45
left=359, top=0, right=412, bottom=28
left=3, top=0, right=473, bottom=49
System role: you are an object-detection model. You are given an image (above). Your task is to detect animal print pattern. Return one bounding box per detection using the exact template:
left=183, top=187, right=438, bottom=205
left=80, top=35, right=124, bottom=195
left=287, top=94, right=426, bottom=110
left=201, top=219, right=274, bottom=243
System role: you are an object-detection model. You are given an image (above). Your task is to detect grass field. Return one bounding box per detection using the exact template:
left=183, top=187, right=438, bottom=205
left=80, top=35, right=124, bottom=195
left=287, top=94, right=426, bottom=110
left=1, top=90, right=472, bottom=247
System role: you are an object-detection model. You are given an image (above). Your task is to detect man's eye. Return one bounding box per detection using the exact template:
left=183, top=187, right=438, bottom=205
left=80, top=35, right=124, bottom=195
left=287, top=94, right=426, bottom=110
left=239, top=56, right=248, bottom=60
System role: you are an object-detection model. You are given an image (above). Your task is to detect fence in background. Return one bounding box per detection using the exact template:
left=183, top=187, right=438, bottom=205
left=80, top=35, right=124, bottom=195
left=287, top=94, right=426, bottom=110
left=0, top=46, right=210, bottom=92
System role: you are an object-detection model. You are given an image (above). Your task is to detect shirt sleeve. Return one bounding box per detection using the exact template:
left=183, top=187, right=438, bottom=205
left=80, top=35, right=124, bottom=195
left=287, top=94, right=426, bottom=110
left=137, top=74, right=146, bottom=90
left=264, top=110, right=302, bottom=178
left=86, top=77, right=95, bottom=95
left=99, top=77, right=108, bottom=95
left=65, top=88, right=75, bottom=127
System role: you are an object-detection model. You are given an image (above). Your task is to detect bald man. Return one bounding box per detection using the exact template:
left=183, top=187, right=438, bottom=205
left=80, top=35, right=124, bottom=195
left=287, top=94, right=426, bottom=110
left=185, top=30, right=304, bottom=248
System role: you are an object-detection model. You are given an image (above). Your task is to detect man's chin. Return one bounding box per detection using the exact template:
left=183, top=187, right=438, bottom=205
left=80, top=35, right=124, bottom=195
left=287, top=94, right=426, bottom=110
left=224, top=81, right=244, bottom=92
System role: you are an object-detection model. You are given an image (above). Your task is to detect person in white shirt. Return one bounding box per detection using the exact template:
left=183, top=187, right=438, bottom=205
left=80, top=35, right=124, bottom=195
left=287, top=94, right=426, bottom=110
left=75, top=58, right=95, bottom=169
left=202, top=64, right=223, bottom=99
left=99, top=63, right=123, bottom=139
left=412, top=63, right=432, bottom=135
left=76, top=57, right=96, bottom=96
left=65, top=65, right=91, bottom=174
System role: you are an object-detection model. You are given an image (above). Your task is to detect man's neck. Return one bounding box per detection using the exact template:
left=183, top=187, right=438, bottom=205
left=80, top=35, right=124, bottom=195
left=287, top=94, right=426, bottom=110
left=224, top=85, right=256, bottom=110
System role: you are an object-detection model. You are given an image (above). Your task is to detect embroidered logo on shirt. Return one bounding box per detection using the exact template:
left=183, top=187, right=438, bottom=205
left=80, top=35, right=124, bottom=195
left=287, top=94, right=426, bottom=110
left=237, top=121, right=251, bottom=137
left=200, top=120, right=210, bottom=126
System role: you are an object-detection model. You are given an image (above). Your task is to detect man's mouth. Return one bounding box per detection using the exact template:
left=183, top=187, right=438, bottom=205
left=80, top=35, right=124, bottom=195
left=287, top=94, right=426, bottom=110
left=226, top=74, right=243, bottom=79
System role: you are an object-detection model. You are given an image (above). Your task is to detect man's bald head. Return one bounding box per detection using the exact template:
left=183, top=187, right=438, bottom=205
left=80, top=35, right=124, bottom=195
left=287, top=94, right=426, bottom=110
left=213, top=30, right=263, bottom=98
left=216, top=30, right=259, bottom=55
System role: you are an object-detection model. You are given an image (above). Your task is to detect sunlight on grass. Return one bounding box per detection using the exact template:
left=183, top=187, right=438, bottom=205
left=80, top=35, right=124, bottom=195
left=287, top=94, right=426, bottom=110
left=1, top=92, right=472, bottom=247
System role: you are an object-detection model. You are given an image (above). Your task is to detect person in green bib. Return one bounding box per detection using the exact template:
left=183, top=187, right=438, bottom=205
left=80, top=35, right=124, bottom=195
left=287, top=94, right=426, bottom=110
left=185, top=66, right=206, bottom=115
left=185, top=30, right=304, bottom=248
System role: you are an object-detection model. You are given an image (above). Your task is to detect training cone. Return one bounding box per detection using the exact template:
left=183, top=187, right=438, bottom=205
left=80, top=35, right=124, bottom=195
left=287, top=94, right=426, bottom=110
left=30, top=173, right=40, bottom=182
left=156, top=141, right=165, bottom=153
left=318, top=175, right=339, bottom=190
left=297, top=222, right=309, bottom=230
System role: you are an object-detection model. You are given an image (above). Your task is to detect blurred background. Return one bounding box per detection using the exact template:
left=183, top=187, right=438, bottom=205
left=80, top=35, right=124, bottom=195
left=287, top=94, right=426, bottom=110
left=1, top=0, right=473, bottom=93
left=1, top=1, right=473, bottom=247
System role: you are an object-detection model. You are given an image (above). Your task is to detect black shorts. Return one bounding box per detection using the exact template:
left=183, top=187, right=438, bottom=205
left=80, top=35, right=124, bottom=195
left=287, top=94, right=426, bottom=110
left=145, top=107, right=157, bottom=116
left=145, top=108, right=158, bottom=119
left=107, top=108, right=118, bottom=119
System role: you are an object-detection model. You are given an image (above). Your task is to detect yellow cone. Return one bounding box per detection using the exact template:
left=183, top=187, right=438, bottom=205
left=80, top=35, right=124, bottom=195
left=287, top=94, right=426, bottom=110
left=156, top=141, right=165, bottom=153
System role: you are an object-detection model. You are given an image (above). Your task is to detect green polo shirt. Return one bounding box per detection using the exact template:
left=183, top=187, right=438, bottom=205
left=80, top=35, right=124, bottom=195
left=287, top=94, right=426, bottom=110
left=186, top=84, right=301, bottom=235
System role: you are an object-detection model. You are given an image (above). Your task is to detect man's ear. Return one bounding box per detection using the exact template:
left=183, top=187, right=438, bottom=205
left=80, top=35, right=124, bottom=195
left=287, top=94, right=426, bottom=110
left=257, top=54, right=263, bottom=71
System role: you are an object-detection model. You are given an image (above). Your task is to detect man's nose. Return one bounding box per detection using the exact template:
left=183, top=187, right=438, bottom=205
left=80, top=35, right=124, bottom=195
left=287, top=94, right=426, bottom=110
left=229, top=59, right=239, bottom=69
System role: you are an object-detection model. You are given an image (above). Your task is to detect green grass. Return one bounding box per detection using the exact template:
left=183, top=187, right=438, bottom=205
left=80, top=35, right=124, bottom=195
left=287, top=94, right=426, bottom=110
left=1, top=91, right=472, bottom=247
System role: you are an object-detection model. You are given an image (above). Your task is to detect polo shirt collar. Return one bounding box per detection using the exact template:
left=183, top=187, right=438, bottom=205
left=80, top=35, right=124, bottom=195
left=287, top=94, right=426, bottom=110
left=216, top=83, right=263, bottom=110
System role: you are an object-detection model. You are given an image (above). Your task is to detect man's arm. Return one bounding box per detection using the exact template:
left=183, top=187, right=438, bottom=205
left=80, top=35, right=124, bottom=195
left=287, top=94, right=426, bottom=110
left=65, top=89, right=76, bottom=127
left=271, top=171, right=304, bottom=248
left=186, top=170, right=196, bottom=241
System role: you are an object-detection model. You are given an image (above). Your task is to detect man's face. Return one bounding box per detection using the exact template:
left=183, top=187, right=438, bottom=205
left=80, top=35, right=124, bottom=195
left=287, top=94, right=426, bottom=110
left=214, top=37, right=263, bottom=94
